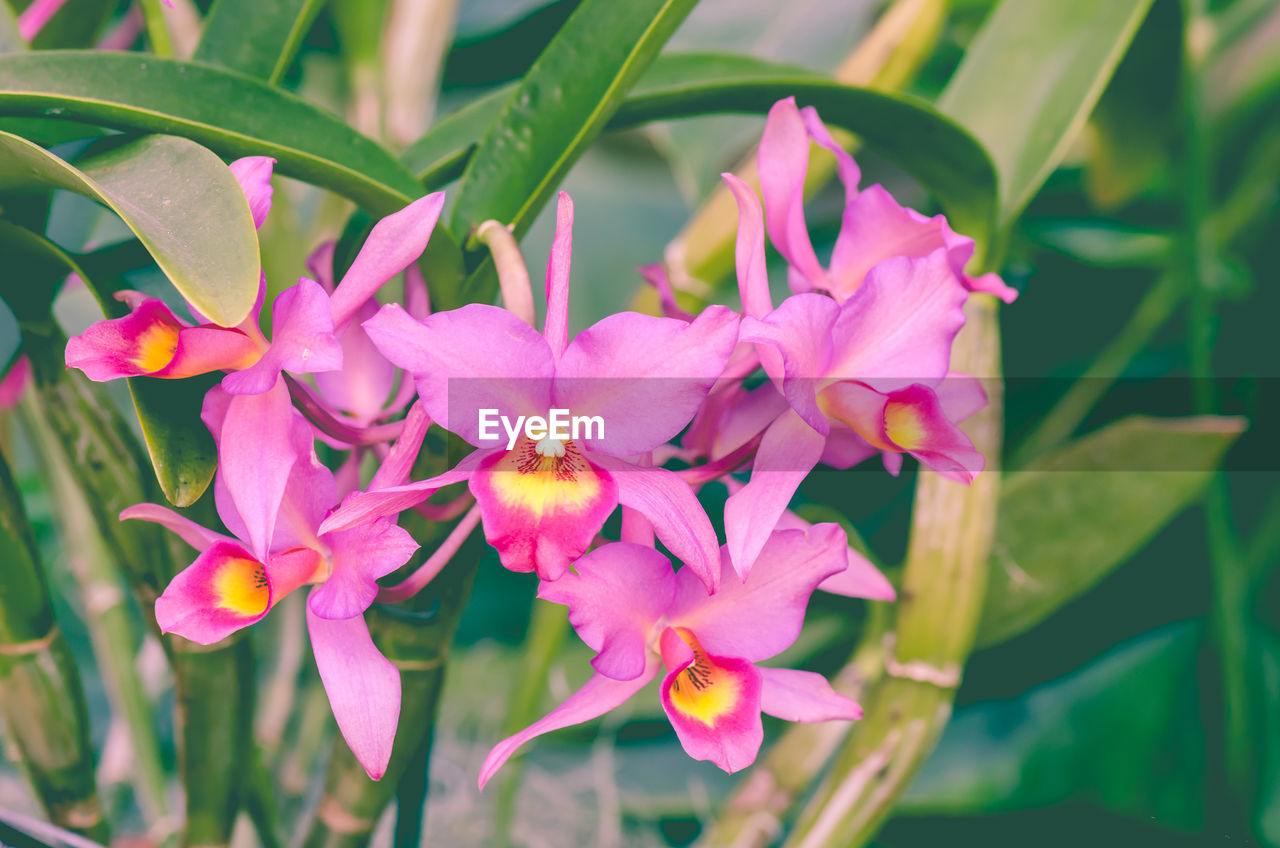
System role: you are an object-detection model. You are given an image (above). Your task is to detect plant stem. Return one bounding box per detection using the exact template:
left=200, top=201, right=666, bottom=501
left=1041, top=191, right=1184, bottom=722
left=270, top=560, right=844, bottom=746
left=782, top=296, right=1003, bottom=848
left=694, top=605, right=890, bottom=848
left=1012, top=271, right=1183, bottom=465
left=137, top=0, right=174, bottom=57
left=17, top=403, right=170, bottom=830
left=0, top=449, right=108, bottom=842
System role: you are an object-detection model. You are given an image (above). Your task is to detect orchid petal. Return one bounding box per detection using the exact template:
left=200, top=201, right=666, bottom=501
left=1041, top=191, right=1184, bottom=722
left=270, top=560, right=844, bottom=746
left=670, top=524, right=846, bottom=662
left=307, top=606, right=401, bottom=780
left=723, top=409, right=826, bottom=578
left=826, top=249, right=968, bottom=391
left=591, top=455, right=721, bottom=594
left=658, top=628, right=763, bottom=773
left=307, top=241, right=336, bottom=292
left=330, top=192, right=445, bottom=329
left=722, top=173, right=773, bottom=319
left=478, top=655, right=658, bottom=790
left=543, top=191, right=573, bottom=362
left=759, top=667, right=862, bottom=722
left=120, top=502, right=229, bottom=552
left=204, top=380, right=297, bottom=560
left=798, top=106, right=860, bottom=205
left=368, top=401, right=430, bottom=490
left=221, top=278, right=342, bottom=395
left=313, top=297, right=397, bottom=421
left=637, top=264, right=694, bottom=321
left=470, top=439, right=618, bottom=581
left=156, top=541, right=275, bottom=644
left=539, top=542, right=675, bottom=681
left=228, top=157, right=275, bottom=229
left=309, top=520, right=418, bottom=619
left=553, top=306, right=739, bottom=456
left=316, top=450, right=489, bottom=535
left=739, top=293, right=839, bottom=433
left=883, top=384, right=984, bottom=483
left=66, top=299, right=185, bottom=381
left=966, top=271, right=1019, bottom=303
left=363, top=303, right=553, bottom=446
left=758, top=97, right=826, bottom=289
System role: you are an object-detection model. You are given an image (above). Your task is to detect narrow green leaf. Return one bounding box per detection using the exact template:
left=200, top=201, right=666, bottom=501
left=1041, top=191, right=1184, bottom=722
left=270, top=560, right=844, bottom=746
left=406, top=53, right=997, bottom=245
left=0, top=52, right=423, bottom=214
left=937, top=0, right=1154, bottom=227
left=978, top=415, right=1246, bottom=647
left=26, top=0, right=115, bottom=50
left=0, top=221, right=217, bottom=507
left=448, top=0, right=699, bottom=244
left=194, top=0, right=325, bottom=85
left=0, top=295, right=17, bottom=372
left=0, top=131, right=260, bottom=327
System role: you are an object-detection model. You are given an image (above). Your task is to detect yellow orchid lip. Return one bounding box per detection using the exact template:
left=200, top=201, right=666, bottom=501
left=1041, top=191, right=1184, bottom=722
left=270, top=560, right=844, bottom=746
left=665, top=628, right=743, bottom=727
left=211, top=555, right=270, bottom=616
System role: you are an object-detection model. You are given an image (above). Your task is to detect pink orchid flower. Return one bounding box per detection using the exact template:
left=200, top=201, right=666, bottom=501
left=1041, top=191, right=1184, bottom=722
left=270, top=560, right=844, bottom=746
left=478, top=523, right=862, bottom=786
left=65, top=157, right=445, bottom=400
left=121, top=384, right=421, bottom=780
left=714, top=98, right=1001, bottom=574
left=758, top=96, right=1018, bottom=305
left=354, top=193, right=740, bottom=590
left=0, top=356, right=31, bottom=409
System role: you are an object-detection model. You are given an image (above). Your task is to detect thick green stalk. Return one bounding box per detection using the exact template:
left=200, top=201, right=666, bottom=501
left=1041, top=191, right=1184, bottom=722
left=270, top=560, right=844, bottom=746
left=782, top=296, right=1003, bottom=848
left=301, top=549, right=481, bottom=848
left=22, top=329, right=253, bottom=848
left=695, top=606, right=890, bottom=848
left=0, top=449, right=108, bottom=842
left=170, top=630, right=255, bottom=848
left=17, top=403, right=169, bottom=827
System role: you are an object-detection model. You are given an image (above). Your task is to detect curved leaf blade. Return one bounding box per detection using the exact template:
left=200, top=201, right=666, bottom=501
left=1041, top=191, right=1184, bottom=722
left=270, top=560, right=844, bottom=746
left=937, top=0, right=1154, bottom=227
left=194, top=0, right=325, bottom=85
left=448, top=0, right=699, bottom=242
left=405, top=53, right=997, bottom=247
left=978, top=415, right=1246, bottom=647
left=0, top=221, right=217, bottom=506
left=0, top=52, right=421, bottom=214
left=0, top=131, right=260, bottom=327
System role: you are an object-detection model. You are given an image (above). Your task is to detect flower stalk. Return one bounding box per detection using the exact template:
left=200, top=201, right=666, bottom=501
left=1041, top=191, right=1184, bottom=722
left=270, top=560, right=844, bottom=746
left=0, top=449, right=108, bottom=842
left=781, top=295, right=1003, bottom=848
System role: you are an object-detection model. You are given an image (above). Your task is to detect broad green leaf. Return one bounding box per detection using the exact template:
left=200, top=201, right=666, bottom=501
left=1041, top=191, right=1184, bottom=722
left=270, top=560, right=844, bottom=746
left=448, top=0, right=699, bottom=244
left=0, top=221, right=217, bottom=506
left=407, top=53, right=998, bottom=247
left=978, top=415, right=1246, bottom=647
left=194, top=0, right=324, bottom=85
left=902, top=621, right=1205, bottom=829
left=1024, top=218, right=1173, bottom=268
left=0, top=131, right=260, bottom=327
left=0, top=117, right=106, bottom=146
left=937, top=0, right=1154, bottom=228
left=0, top=52, right=422, bottom=214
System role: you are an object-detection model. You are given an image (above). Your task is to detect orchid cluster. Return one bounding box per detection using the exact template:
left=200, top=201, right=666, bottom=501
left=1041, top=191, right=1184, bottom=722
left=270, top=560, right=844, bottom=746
left=63, top=97, right=1009, bottom=785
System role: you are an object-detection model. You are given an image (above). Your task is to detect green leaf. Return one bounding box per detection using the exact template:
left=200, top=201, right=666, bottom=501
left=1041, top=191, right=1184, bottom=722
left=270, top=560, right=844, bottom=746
left=0, top=1, right=23, bottom=54
left=902, top=621, right=1205, bottom=829
left=937, top=0, right=1154, bottom=228
left=1023, top=218, right=1173, bottom=268
left=448, top=0, right=699, bottom=244
left=0, top=131, right=260, bottom=327
left=407, top=52, right=998, bottom=250
left=1084, top=0, right=1181, bottom=209
left=26, top=0, right=115, bottom=50
left=126, top=374, right=218, bottom=507
left=0, top=295, right=17, bottom=372
left=0, top=221, right=218, bottom=506
left=194, top=0, right=324, bottom=85
left=0, top=51, right=422, bottom=214
left=978, top=415, right=1246, bottom=647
